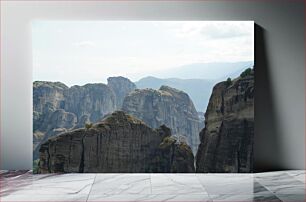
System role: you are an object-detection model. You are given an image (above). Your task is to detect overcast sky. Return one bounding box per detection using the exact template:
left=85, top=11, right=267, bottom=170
left=32, top=21, right=254, bottom=86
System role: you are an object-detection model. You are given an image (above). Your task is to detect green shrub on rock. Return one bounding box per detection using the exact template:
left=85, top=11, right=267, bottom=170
left=226, top=77, right=232, bottom=86
left=240, top=68, right=252, bottom=78
left=85, top=123, right=93, bottom=130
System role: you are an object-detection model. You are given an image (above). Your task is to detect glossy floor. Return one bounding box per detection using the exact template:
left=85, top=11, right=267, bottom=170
left=0, top=170, right=305, bottom=201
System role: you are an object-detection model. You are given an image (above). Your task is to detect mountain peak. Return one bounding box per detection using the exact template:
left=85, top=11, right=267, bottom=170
left=33, top=81, right=68, bottom=90
left=107, top=76, right=134, bottom=83
left=107, top=76, right=136, bottom=108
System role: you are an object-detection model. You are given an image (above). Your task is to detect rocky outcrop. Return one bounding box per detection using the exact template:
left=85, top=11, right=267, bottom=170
left=63, top=84, right=116, bottom=123
left=34, top=77, right=134, bottom=138
left=33, top=81, right=68, bottom=114
left=196, top=69, right=254, bottom=173
left=33, top=109, right=78, bottom=158
left=38, top=111, right=194, bottom=173
left=33, top=81, right=70, bottom=155
left=33, top=81, right=118, bottom=160
left=122, top=85, right=201, bottom=154
left=107, top=76, right=136, bottom=109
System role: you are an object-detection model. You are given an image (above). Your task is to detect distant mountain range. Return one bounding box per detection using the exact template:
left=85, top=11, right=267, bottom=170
left=136, top=61, right=254, bottom=111
left=149, top=61, right=254, bottom=81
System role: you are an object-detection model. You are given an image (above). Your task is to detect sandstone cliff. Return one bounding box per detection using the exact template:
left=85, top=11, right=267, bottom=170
left=196, top=69, right=254, bottom=173
left=122, top=85, right=201, bottom=154
left=38, top=111, right=194, bottom=173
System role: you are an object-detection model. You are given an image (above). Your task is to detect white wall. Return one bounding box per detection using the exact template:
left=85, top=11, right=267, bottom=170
left=1, top=0, right=304, bottom=170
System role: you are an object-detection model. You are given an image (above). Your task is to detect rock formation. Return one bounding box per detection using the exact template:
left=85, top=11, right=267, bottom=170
left=33, top=81, right=68, bottom=114
left=33, top=81, right=117, bottom=160
left=122, top=85, right=201, bottom=154
left=135, top=76, right=214, bottom=112
left=107, top=76, right=136, bottom=109
left=33, top=81, right=70, bottom=156
left=196, top=69, right=254, bottom=173
left=63, top=83, right=116, bottom=123
left=38, top=111, right=194, bottom=173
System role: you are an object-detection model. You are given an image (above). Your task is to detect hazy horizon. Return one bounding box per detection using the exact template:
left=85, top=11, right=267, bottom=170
left=32, top=21, right=254, bottom=86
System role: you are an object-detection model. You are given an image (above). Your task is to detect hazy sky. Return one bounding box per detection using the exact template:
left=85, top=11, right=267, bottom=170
left=32, top=21, right=254, bottom=86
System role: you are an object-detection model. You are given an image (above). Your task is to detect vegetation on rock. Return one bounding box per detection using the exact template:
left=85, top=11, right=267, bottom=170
left=240, top=68, right=253, bottom=78
left=226, top=77, right=232, bottom=86
left=85, top=123, right=93, bottom=130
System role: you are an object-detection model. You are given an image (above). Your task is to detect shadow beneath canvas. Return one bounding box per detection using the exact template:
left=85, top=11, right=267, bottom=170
left=254, top=24, right=285, bottom=172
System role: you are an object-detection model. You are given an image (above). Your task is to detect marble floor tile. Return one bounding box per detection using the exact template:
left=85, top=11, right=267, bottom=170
left=1, top=172, right=59, bottom=196
left=0, top=194, right=89, bottom=201
left=150, top=174, right=208, bottom=195
left=286, top=170, right=306, bottom=183
left=88, top=194, right=211, bottom=202
left=256, top=173, right=305, bottom=195
left=253, top=194, right=283, bottom=202
left=1, top=170, right=305, bottom=202
left=275, top=194, right=306, bottom=202
left=285, top=170, right=306, bottom=175
left=211, top=194, right=282, bottom=202
left=267, top=184, right=305, bottom=195
left=253, top=181, right=270, bottom=194
left=255, top=171, right=289, bottom=179
left=1, top=173, right=96, bottom=196
left=254, top=170, right=294, bottom=177
left=90, top=174, right=151, bottom=195
left=252, top=181, right=281, bottom=198
left=197, top=174, right=254, bottom=195
left=211, top=194, right=254, bottom=201
left=0, top=170, right=30, bottom=178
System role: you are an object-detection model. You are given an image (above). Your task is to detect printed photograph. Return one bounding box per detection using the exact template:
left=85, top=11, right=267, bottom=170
left=32, top=21, right=254, bottom=173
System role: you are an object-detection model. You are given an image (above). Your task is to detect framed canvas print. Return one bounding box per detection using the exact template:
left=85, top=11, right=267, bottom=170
left=32, top=21, right=254, bottom=173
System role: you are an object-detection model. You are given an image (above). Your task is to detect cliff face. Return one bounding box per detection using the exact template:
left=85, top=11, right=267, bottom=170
left=33, top=82, right=72, bottom=156
left=122, top=85, right=201, bottom=154
left=33, top=80, right=118, bottom=160
left=33, top=81, right=68, bottom=114
left=38, top=111, right=194, bottom=173
left=63, top=84, right=116, bottom=123
left=107, top=76, right=136, bottom=109
left=196, top=70, right=254, bottom=173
